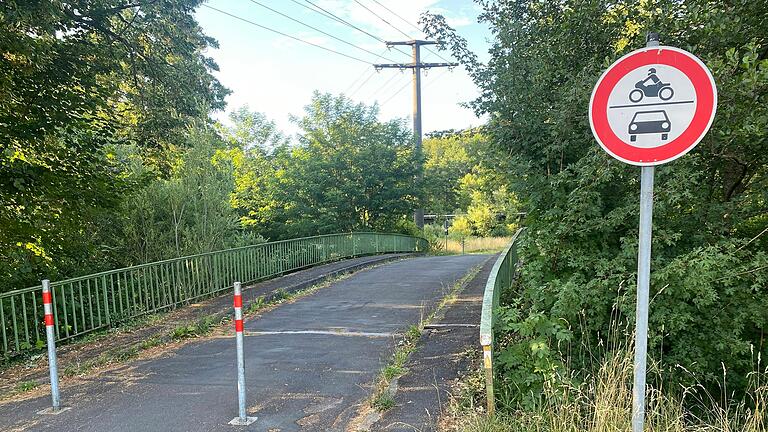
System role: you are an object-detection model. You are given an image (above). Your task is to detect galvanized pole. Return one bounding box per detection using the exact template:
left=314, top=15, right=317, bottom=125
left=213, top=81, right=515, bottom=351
left=37, top=279, right=69, bottom=415
left=632, top=32, right=659, bottom=432
left=229, top=282, right=256, bottom=426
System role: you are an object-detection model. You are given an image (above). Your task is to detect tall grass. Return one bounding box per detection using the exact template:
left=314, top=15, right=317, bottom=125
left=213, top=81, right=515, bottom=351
left=441, top=236, right=512, bottom=254
left=453, top=351, right=766, bottom=432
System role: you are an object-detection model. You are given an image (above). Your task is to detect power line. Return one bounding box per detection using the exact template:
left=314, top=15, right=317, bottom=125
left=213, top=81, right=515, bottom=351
left=366, top=72, right=400, bottom=99
left=369, top=0, right=425, bottom=36
left=288, top=0, right=340, bottom=23
left=348, top=68, right=379, bottom=98
left=293, top=0, right=410, bottom=58
left=423, top=68, right=450, bottom=90
left=380, top=69, right=449, bottom=111
left=380, top=78, right=411, bottom=107
left=345, top=66, right=376, bottom=95
left=247, top=0, right=399, bottom=63
left=359, top=0, right=453, bottom=63
left=353, top=0, right=412, bottom=40
left=202, top=4, right=372, bottom=65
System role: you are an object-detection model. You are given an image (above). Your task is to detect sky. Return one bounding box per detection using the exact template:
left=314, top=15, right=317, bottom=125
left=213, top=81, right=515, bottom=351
left=194, top=0, right=492, bottom=139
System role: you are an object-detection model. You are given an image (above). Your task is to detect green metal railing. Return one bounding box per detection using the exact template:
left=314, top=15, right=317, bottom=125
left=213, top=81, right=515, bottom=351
left=0, top=232, right=427, bottom=356
left=479, top=228, right=523, bottom=415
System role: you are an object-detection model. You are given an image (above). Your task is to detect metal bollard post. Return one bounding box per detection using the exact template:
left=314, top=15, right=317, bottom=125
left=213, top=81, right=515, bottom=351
left=229, top=282, right=257, bottom=426
left=37, top=280, right=69, bottom=415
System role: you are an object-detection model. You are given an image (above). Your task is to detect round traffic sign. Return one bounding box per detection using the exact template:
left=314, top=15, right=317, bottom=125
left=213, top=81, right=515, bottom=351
left=589, top=46, right=717, bottom=166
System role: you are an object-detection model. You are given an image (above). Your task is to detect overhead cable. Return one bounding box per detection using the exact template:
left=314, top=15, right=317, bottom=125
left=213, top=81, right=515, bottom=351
left=357, top=0, right=454, bottom=63
left=380, top=78, right=412, bottom=107
left=202, top=4, right=372, bottom=65
left=248, top=0, right=399, bottom=63
left=296, top=0, right=410, bottom=58
left=349, top=68, right=379, bottom=98
left=367, top=72, right=401, bottom=99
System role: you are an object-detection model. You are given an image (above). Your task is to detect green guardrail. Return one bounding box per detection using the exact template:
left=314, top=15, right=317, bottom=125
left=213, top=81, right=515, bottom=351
left=479, top=228, right=523, bottom=415
left=0, top=232, right=428, bottom=357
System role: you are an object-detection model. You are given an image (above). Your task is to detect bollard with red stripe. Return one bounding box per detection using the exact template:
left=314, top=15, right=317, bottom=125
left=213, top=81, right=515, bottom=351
left=37, top=279, right=69, bottom=415
left=229, top=282, right=257, bottom=426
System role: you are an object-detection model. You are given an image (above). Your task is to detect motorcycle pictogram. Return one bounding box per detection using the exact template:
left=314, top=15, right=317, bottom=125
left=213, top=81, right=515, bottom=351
left=629, top=68, right=674, bottom=103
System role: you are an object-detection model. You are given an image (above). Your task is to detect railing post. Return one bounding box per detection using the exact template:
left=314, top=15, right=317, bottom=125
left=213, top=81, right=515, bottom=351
left=229, top=282, right=256, bottom=426
left=483, top=344, right=495, bottom=415
left=323, top=236, right=328, bottom=262
left=38, top=280, right=69, bottom=415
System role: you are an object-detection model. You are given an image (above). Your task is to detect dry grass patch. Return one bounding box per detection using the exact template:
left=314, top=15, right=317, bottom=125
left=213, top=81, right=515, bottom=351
left=449, top=352, right=767, bottom=432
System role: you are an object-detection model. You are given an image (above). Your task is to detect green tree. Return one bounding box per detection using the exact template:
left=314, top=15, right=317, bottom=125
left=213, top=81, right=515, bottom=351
left=238, top=93, right=420, bottom=239
left=0, top=1, right=227, bottom=290
left=217, top=107, right=284, bottom=235
left=423, top=131, right=474, bottom=215
left=423, top=129, right=518, bottom=236
left=115, top=127, right=240, bottom=264
left=424, top=0, right=768, bottom=400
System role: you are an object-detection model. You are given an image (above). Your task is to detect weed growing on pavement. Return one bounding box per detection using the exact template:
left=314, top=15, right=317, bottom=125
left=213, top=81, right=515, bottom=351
left=14, top=380, right=39, bottom=393
left=369, top=264, right=485, bottom=412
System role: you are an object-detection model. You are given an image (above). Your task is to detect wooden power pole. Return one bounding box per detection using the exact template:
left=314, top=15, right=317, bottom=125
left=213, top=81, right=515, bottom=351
left=374, top=40, right=457, bottom=230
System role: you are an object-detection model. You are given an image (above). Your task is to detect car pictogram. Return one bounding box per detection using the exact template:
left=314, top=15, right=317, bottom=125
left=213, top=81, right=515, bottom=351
left=628, top=110, right=671, bottom=142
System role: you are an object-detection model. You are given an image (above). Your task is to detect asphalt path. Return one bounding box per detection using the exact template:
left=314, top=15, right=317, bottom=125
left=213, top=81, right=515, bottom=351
left=0, top=254, right=487, bottom=432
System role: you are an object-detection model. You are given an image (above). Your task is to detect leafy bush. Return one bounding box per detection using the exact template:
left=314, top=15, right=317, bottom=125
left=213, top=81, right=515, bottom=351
left=494, top=302, right=572, bottom=409
left=425, top=0, right=768, bottom=408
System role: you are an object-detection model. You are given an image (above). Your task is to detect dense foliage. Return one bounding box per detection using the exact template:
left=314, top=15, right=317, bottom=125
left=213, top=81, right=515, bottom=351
left=422, top=129, right=518, bottom=240
left=0, top=4, right=421, bottom=294
left=0, top=0, right=227, bottom=290
left=424, top=0, right=768, bottom=405
left=230, top=93, right=420, bottom=239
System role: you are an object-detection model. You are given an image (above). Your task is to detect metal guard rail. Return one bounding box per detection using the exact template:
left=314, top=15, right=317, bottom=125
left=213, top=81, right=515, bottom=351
left=0, top=232, right=428, bottom=356
left=479, top=228, right=523, bottom=415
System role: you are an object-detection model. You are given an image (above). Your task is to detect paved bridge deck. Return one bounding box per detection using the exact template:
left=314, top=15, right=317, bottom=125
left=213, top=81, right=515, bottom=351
left=0, top=254, right=487, bottom=432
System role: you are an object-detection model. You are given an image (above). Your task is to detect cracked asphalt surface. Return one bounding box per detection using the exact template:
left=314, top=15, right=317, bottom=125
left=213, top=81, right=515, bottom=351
left=0, top=254, right=487, bottom=432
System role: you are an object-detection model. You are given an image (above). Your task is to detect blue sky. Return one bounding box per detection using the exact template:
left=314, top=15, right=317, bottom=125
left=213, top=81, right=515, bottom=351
left=194, top=0, right=492, bottom=138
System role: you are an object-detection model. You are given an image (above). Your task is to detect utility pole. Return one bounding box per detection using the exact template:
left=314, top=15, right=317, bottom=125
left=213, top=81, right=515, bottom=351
left=374, top=41, right=457, bottom=230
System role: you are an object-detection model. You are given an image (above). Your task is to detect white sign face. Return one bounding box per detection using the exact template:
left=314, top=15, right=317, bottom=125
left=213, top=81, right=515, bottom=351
left=606, top=65, right=697, bottom=148
left=589, top=46, right=717, bottom=166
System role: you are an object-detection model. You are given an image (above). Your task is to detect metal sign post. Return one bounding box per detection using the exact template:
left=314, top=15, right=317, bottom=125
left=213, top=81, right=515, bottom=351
left=631, top=31, right=658, bottom=432
left=633, top=164, right=654, bottom=431
left=588, top=32, right=717, bottom=432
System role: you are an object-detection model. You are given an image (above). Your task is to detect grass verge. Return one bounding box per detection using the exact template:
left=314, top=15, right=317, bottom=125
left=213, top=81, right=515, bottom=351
left=446, top=351, right=767, bottom=432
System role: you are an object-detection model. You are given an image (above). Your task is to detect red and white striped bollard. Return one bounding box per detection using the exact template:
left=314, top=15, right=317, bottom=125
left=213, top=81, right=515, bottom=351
left=37, top=280, right=69, bottom=415
left=229, top=282, right=256, bottom=426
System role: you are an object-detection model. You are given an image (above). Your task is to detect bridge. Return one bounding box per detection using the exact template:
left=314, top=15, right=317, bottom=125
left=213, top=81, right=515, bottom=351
left=0, top=232, right=520, bottom=431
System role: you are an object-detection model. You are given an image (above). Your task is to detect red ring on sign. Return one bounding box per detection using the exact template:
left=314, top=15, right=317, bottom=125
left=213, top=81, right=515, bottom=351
left=590, top=47, right=716, bottom=165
